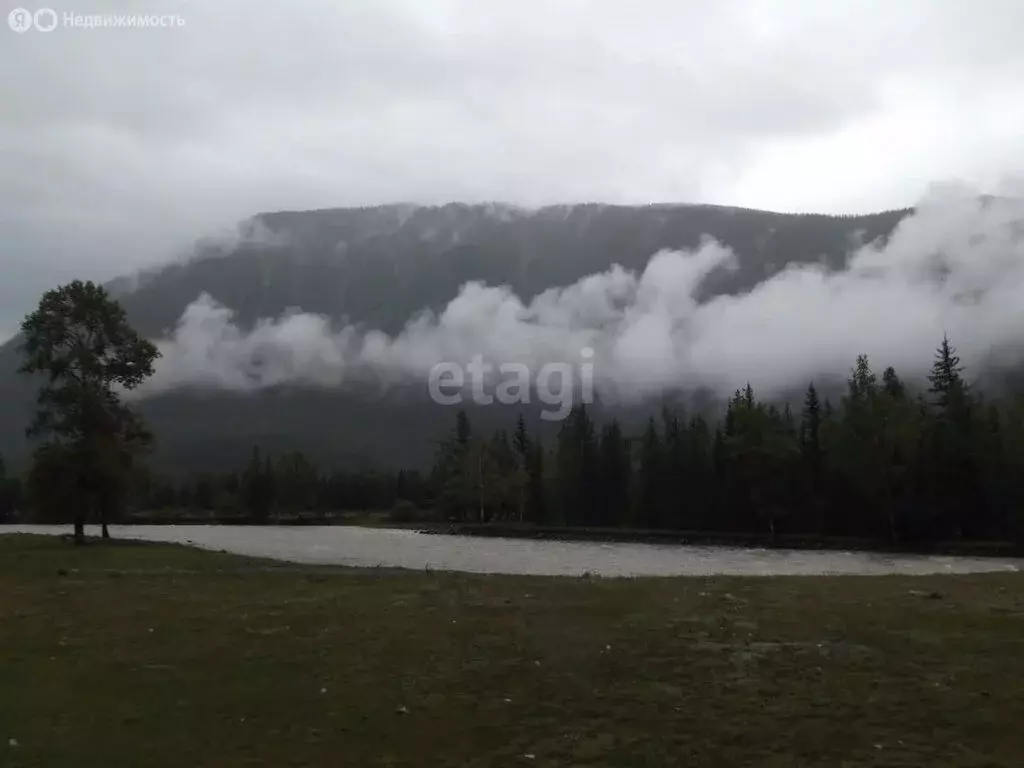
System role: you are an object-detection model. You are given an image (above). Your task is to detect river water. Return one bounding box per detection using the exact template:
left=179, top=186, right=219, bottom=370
left=5, top=524, right=1022, bottom=577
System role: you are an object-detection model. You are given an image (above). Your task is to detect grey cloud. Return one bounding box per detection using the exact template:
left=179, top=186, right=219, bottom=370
left=2, top=1, right=1024, bottom=334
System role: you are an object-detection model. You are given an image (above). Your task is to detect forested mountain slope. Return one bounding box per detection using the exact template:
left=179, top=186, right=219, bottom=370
left=0, top=202, right=911, bottom=472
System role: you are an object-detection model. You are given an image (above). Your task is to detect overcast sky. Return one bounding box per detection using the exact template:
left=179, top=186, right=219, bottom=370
left=2, top=0, right=1023, bottom=340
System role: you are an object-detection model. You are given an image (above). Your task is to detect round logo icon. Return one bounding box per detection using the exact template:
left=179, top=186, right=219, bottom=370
left=7, top=8, right=33, bottom=33
left=34, top=8, right=58, bottom=32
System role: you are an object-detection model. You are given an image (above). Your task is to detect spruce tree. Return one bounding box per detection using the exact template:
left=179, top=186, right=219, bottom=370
left=661, top=407, right=688, bottom=529
left=485, top=430, right=517, bottom=521
left=800, top=382, right=822, bottom=460
left=512, top=414, right=531, bottom=521
left=926, top=335, right=978, bottom=537
left=636, top=417, right=664, bottom=528
left=882, top=366, right=905, bottom=399
left=555, top=405, right=597, bottom=526
left=927, top=334, right=966, bottom=408
left=0, top=453, right=21, bottom=521
left=242, top=446, right=273, bottom=520
left=513, top=413, right=530, bottom=459
left=433, top=410, right=476, bottom=521
left=525, top=438, right=547, bottom=525
left=848, top=354, right=877, bottom=401
left=800, top=382, right=824, bottom=531
left=597, top=420, right=631, bottom=527
left=455, top=410, right=472, bottom=451
left=685, top=415, right=713, bottom=529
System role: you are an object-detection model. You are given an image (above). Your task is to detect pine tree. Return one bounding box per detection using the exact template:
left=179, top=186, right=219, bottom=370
left=242, top=446, right=273, bottom=521
left=277, top=451, right=318, bottom=512
left=433, top=410, right=476, bottom=521
left=555, top=405, right=598, bottom=526
left=848, top=354, right=877, bottom=401
left=800, top=382, right=825, bottom=531
left=835, top=355, right=892, bottom=538
left=725, top=385, right=797, bottom=537
left=525, top=438, right=547, bottom=525
left=0, top=453, right=21, bottom=521
left=661, top=407, right=688, bottom=529
left=636, top=417, right=663, bottom=528
left=512, top=413, right=531, bottom=522
left=882, top=366, right=905, bottom=399
left=395, top=469, right=408, bottom=502
left=685, top=415, right=714, bottom=529
left=0, top=453, right=7, bottom=520
left=485, top=430, right=518, bottom=521
left=979, top=404, right=1011, bottom=538
left=873, top=372, right=925, bottom=542
left=597, top=420, right=631, bottom=527
left=764, top=403, right=800, bottom=536
left=711, top=425, right=731, bottom=526
left=724, top=392, right=740, bottom=437
left=1003, top=396, right=1024, bottom=541
left=455, top=410, right=472, bottom=450
left=800, top=382, right=822, bottom=460
left=263, top=456, right=277, bottom=516
left=927, top=334, right=966, bottom=408
left=513, top=413, right=530, bottom=459
left=192, top=473, right=215, bottom=510
left=926, top=335, right=979, bottom=538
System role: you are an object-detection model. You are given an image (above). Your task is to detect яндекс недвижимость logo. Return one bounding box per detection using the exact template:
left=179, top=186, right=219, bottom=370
left=8, top=7, right=184, bottom=32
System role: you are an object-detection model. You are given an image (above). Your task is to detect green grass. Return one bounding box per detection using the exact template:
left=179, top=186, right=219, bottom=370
left=2, top=534, right=1023, bottom=767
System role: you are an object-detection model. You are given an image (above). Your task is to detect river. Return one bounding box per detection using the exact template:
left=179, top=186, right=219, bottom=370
left=4, top=524, right=1022, bottom=577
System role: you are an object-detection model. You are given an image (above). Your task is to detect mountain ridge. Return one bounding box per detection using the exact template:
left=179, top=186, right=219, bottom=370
left=0, top=200, right=917, bottom=472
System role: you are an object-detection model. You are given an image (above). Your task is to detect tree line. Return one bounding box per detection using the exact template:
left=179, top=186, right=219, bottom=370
left=4, top=279, right=1024, bottom=546
left=428, top=337, right=1024, bottom=544
left=124, top=450, right=431, bottom=520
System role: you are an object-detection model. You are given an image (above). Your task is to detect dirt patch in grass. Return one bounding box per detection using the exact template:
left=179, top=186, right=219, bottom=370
left=1, top=533, right=1023, bottom=767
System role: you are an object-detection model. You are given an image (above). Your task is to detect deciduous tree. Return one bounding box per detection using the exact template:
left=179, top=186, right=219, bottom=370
left=19, top=281, right=159, bottom=541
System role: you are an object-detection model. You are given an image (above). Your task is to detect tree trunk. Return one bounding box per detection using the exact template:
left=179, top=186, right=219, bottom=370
left=100, top=499, right=110, bottom=539
left=73, top=514, right=85, bottom=545
left=477, top=448, right=485, bottom=523
left=518, top=469, right=525, bottom=524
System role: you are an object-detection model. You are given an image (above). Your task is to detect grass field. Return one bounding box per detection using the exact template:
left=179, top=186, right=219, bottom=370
left=2, top=534, right=1023, bottom=767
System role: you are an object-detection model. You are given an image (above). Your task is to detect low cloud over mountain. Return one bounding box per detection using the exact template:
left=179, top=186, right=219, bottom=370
left=141, top=184, right=1024, bottom=402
